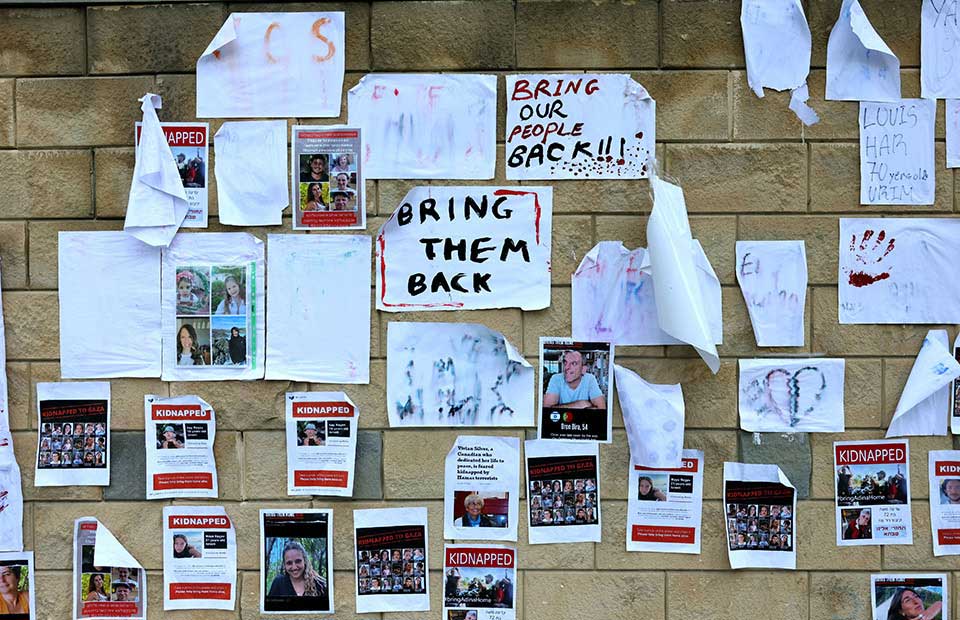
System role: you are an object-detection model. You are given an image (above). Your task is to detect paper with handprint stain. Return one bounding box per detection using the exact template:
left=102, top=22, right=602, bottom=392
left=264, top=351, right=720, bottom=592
left=887, top=330, right=960, bottom=437
left=736, top=241, right=807, bottom=347
left=839, top=218, right=960, bottom=324
left=614, top=365, right=684, bottom=468
left=738, top=358, right=845, bottom=433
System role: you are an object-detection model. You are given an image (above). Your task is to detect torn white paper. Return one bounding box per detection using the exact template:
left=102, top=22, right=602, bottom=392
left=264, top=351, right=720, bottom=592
left=627, top=450, right=704, bottom=554
left=948, top=100, right=960, bottom=168
left=285, top=392, right=359, bottom=497
left=145, top=395, right=218, bottom=500
left=163, top=506, right=236, bottom=611
left=124, top=94, right=189, bottom=247
left=525, top=439, right=601, bottom=544
left=738, top=358, right=846, bottom=433
left=354, top=507, right=429, bottom=613
left=35, top=382, right=111, bottom=487
left=443, top=435, right=520, bottom=542
left=741, top=0, right=819, bottom=125
left=860, top=99, right=936, bottom=205
left=73, top=517, right=146, bottom=620
left=887, top=330, right=960, bottom=438
left=648, top=176, right=720, bottom=373
left=59, top=232, right=161, bottom=379
left=0, top=551, right=34, bottom=617
left=265, top=234, right=371, bottom=383
left=839, top=218, right=960, bottom=324
left=136, top=121, right=209, bottom=228
left=505, top=73, right=655, bottom=179
left=0, top=432, right=23, bottom=553
left=571, top=240, right=722, bottom=347
left=724, top=462, right=797, bottom=569
left=930, top=450, right=960, bottom=555
left=348, top=73, right=496, bottom=179
left=922, top=0, right=960, bottom=99
left=196, top=12, right=344, bottom=118
left=736, top=240, right=807, bottom=347
left=386, top=322, right=534, bottom=427
left=826, top=0, right=901, bottom=102
left=214, top=121, right=288, bottom=226
left=614, top=364, right=684, bottom=469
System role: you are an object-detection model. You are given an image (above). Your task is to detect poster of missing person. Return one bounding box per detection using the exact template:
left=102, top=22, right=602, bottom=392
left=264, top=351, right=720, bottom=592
left=285, top=392, right=359, bottom=497
left=443, top=545, right=516, bottom=620
left=723, top=462, right=797, bottom=569
left=135, top=121, right=209, bottom=228
left=627, top=450, right=704, bottom=554
left=291, top=126, right=365, bottom=230
left=871, top=574, right=947, bottom=620
left=538, top=338, right=613, bottom=442
left=524, top=440, right=601, bottom=544
left=952, top=335, right=960, bottom=434
left=259, top=509, right=334, bottom=615
left=35, top=382, right=110, bottom=487
left=444, top=436, right=520, bottom=542
left=144, top=395, right=218, bottom=500
left=72, top=518, right=146, bottom=620
left=0, top=551, right=35, bottom=619
left=834, top=439, right=913, bottom=546
left=929, top=450, right=960, bottom=556
left=162, top=506, right=236, bottom=611
left=354, top=507, right=430, bottom=613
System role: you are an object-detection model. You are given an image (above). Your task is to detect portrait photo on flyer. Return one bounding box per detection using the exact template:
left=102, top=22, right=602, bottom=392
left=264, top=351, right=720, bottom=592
left=35, top=382, right=111, bottom=487
left=0, top=551, right=35, bottom=619
left=444, top=436, right=520, bottom=542
left=259, top=509, right=333, bottom=615
left=72, top=518, right=146, bottom=620
left=723, top=462, right=797, bottom=569
left=144, top=395, right=218, bottom=500
left=443, top=545, right=516, bottom=620
left=353, top=507, right=429, bottom=613
left=285, top=392, right=359, bottom=497
left=524, top=439, right=601, bottom=544
left=291, top=125, right=365, bottom=230
left=834, top=439, right=912, bottom=546
left=627, top=450, right=704, bottom=554
left=162, top=506, right=236, bottom=611
left=538, top=338, right=613, bottom=442
left=871, top=574, right=947, bottom=620
left=929, top=450, right=960, bottom=556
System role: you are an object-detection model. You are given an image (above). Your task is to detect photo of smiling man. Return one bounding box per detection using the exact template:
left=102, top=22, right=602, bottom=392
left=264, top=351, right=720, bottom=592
left=538, top=338, right=614, bottom=442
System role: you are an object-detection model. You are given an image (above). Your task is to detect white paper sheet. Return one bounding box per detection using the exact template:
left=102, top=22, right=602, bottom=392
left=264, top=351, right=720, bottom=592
left=723, top=462, right=797, bottom=569
left=871, top=574, right=948, bottom=620
left=887, top=330, right=960, bottom=438
left=444, top=436, right=520, bottom=542
left=442, top=545, right=516, bottom=620
left=738, top=358, right=846, bottom=433
left=614, top=364, right=684, bottom=469
left=144, top=395, right=218, bottom=500
left=648, top=176, right=720, bottom=373
left=59, top=232, right=161, bottom=379
left=735, top=240, right=807, bottom=347
left=571, top=240, right=723, bottom=347
left=525, top=439, right=601, bottom=544
left=930, top=450, right=960, bottom=555
left=348, top=73, right=496, bottom=179
left=161, top=233, right=265, bottom=381
left=948, top=100, right=960, bottom=168
left=265, top=234, right=370, bottom=383
left=741, top=0, right=819, bottom=125
left=922, top=0, right=960, bottom=99
left=860, top=99, right=936, bottom=205
left=163, top=506, right=236, bottom=611
left=0, top=432, right=22, bottom=553
left=196, top=12, right=344, bottom=118
left=627, top=450, right=704, bottom=554
left=839, top=218, right=960, bottom=324
left=539, top=339, right=614, bottom=443
left=285, top=392, right=359, bottom=497
left=386, top=322, right=534, bottom=427
left=0, top=551, right=35, bottom=618
left=826, top=0, right=901, bottom=102
left=214, top=121, right=288, bottom=226
left=260, top=509, right=334, bottom=614
left=35, top=382, right=111, bottom=487
left=505, top=74, right=655, bottom=179
left=124, top=94, right=189, bottom=247
left=353, top=507, right=429, bottom=613
left=135, top=121, right=209, bottom=228
left=834, top=439, right=913, bottom=546
left=73, top=517, right=146, bottom=620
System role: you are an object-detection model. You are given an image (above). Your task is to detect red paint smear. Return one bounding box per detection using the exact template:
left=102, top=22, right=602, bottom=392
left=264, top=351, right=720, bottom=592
left=493, top=189, right=542, bottom=244
left=212, top=50, right=222, bottom=60
left=377, top=231, right=463, bottom=309
left=848, top=271, right=890, bottom=287
left=394, top=88, right=399, bottom=96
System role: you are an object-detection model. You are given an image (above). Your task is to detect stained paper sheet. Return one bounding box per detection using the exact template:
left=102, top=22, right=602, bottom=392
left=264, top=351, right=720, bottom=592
left=124, top=94, right=189, bottom=247
left=735, top=241, right=807, bottom=347
left=539, top=339, right=613, bottom=443
left=738, top=358, right=845, bottom=433
left=860, top=99, right=936, bottom=205
left=525, top=439, right=601, bottom=544
left=144, top=395, right=218, bottom=500
left=872, top=574, right=948, bottom=620
left=930, top=450, right=960, bottom=555
left=505, top=74, right=655, bottom=179
left=265, top=235, right=370, bottom=383
left=196, top=12, right=344, bottom=118
left=0, top=551, right=35, bottom=618
left=740, top=0, right=819, bottom=125
left=386, top=322, right=534, bottom=427
left=377, top=186, right=552, bottom=311
left=35, top=382, right=111, bottom=487
left=723, top=462, right=797, bottom=569
left=826, top=0, right=901, bottom=102
left=571, top=241, right=722, bottom=347
left=443, top=545, right=516, bottom=620
left=285, top=392, right=359, bottom=497
left=627, top=450, right=704, bottom=554
left=214, top=121, right=288, bottom=226
left=260, top=509, right=334, bottom=614
left=614, top=364, right=684, bottom=469
left=948, top=100, right=960, bottom=168
left=649, top=176, right=720, bottom=373
left=163, top=506, right=236, bottom=611
left=444, top=436, right=520, bottom=542
left=839, top=218, right=960, bottom=324
left=835, top=439, right=913, bottom=546
left=887, top=330, right=960, bottom=438
left=0, top=433, right=22, bottom=553
left=353, top=507, right=429, bottom=613
left=73, top=518, right=146, bottom=620
left=348, top=74, right=496, bottom=179
left=59, top=232, right=161, bottom=379
left=922, top=0, right=960, bottom=99
left=135, top=121, right=209, bottom=228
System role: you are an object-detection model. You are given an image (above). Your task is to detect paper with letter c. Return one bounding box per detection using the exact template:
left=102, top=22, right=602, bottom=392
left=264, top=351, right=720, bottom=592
left=723, top=462, right=797, bottom=569
left=738, top=358, right=845, bottom=433
left=73, top=517, right=146, bottom=620
left=922, top=0, right=960, bottom=99
left=162, top=506, right=236, bottom=611
left=826, top=0, right=901, bottom=102
left=214, top=121, right=288, bottom=226
left=197, top=12, right=344, bottom=118
left=614, top=364, right=684, bottom=469
left=443, top=435, right=520, bottom=542
left=736, top=240, right=807, bottom=347
left=887, top=330, right=960, bottom=437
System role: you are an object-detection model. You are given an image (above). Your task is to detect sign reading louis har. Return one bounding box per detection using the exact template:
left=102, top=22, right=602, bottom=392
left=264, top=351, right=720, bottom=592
left=834, top=439, right=912, bottom=546
left=35, top=382, right=110, bottom=487
left=260, top=510, right=333, bottom=615
left=135, top=122, right=208, bottom=228
left=377, top=187, right=552, bottom=311
left=291, top=126, right=364, bottom=230
left=443, top=545, right=516, bottom=620
left=859, top=99, right=935, bottom=205
left=506, top=74, right=655, bottom=179
left=285, top=392, right=359, bottom=497
left=539, top=339, right=613, bottom=443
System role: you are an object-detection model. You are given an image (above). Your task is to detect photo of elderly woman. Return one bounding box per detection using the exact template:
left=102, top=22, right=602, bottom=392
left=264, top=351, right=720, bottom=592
left=453, top=491, right=509, bottom=528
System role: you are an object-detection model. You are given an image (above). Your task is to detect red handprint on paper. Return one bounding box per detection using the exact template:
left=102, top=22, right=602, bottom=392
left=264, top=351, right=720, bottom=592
left=845, top=229, right=895, bottom=287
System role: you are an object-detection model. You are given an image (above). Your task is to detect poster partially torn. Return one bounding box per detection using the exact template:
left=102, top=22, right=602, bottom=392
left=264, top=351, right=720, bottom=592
left=723, top=462, right=797, bottom=569
left=738, top=358, right=846, bottom=433
left=285, top=392, right=359, bottom=497
left=0, top=551, right=34, bottom=618
left=539, top=339, right=613, bottom=443
left=442, top=545, right=516, bottom=620
left=35, top=382, right=110, bottom=487
left=525, top=439, right=601, bottom=544
left=214, top=120, right=288, bottom=226
left=135, top=121, right=208, bottom=229
left=197, top=12, right=344, bottom=118
left=826, top=0, right=901, bottom=102
left=162, top=506, right=236, bottom=611
left=930, top=450, right=960, bottom=556
left=505, top=74, right=655, bottom=179
left=72, top=518, right=146, bottom=620
left=291, top=126, right=365, bottom=230
left=835, top=439, right=912, bottom=546
left=871, top=574, right=948, bottom=620
left=735, top=240, right=807, bottom=347
left=144, top=395, right=218, bottom=500
left=627, top=450, right=704, bottom=554
left=377, top=186, right=552, bottom=311
left=860, top=99, right=936, bottom=206
left=443, top=435, right=520, bottom=542
left=260, top=509, right=334, bottom=614
left=0, top=432, right=22, bottom=553
left=921, top=0, right=960, bottom=99
left=386, top=322, right=534, bottom=427
left=887, top=330, right=960, bottom=438
left=265, top=234, right=370, bottom=384
left=348, top=73, right=496, bottom=179
left=353, top=507, right=429, bottom=613
left=614, top=364, right=685, bottom=469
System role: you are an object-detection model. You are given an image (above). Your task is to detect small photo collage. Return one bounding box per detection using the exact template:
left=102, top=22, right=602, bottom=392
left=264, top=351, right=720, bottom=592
left=357, top=547, right=427, bottom=595
left=38, top=422, right=106, bottom=469
left=529, top=478, right=598, bottom=526
left=725, top=503, right=793, bottom=551
left=176, top=265, right=249, bottom=368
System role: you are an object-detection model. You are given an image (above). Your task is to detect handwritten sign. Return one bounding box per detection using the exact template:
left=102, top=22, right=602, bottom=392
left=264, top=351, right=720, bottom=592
left=859, top=99, right=935, bottom=205
left=505, top=74, right=655, bottom=179
left=922, top=0, right=960, bottom=99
